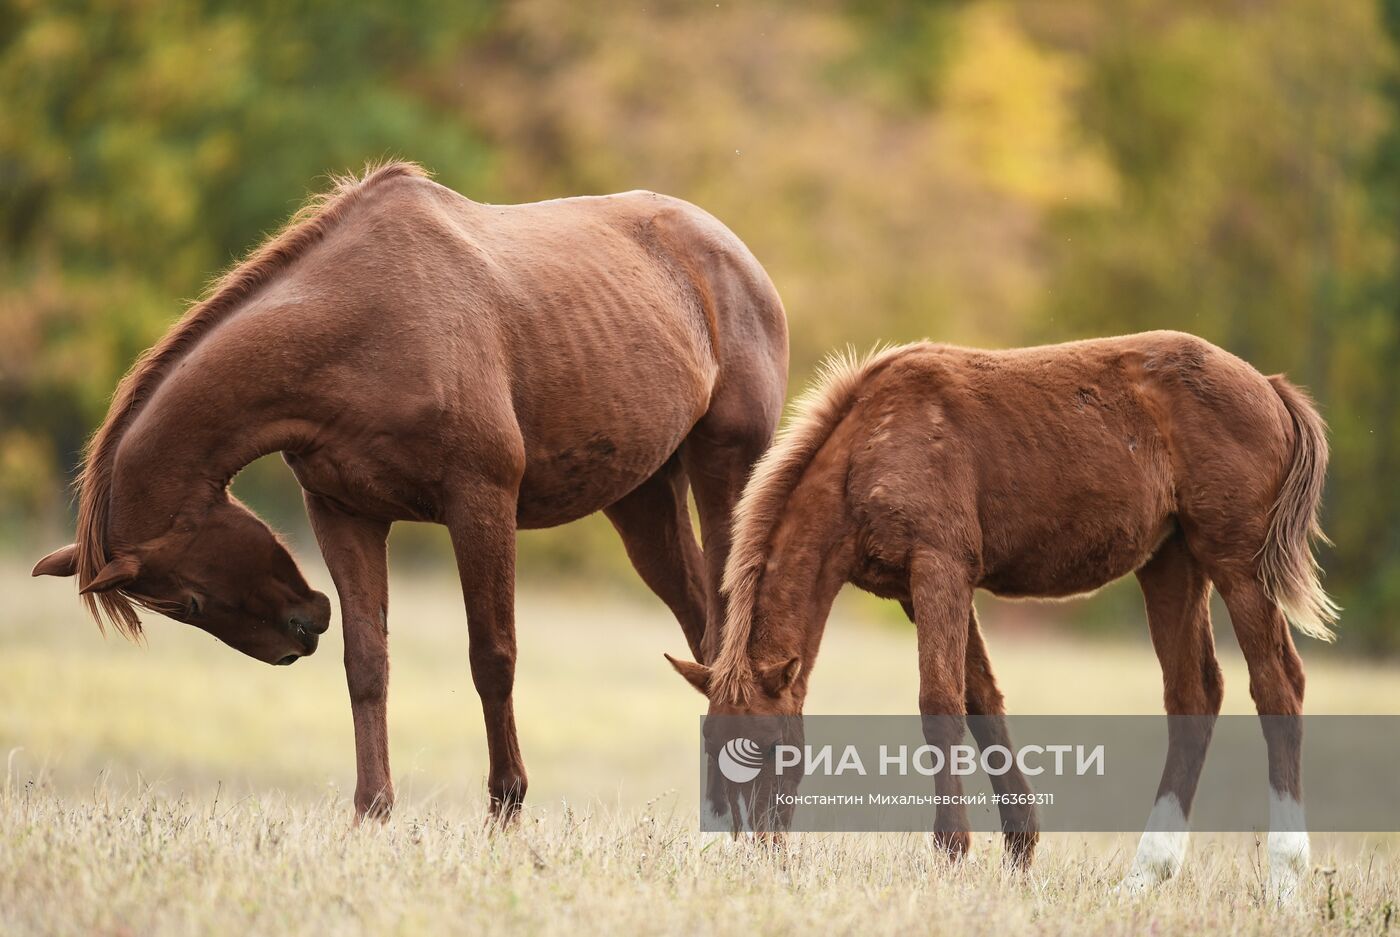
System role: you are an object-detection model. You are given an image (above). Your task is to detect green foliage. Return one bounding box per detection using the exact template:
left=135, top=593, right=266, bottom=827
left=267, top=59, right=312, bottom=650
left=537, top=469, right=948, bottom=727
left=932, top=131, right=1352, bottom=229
left=0, top=0, right=496, bottom=495
left=1035, top=1, right=1399, bottom=648
left=2, top=0, right=1397, bottom=648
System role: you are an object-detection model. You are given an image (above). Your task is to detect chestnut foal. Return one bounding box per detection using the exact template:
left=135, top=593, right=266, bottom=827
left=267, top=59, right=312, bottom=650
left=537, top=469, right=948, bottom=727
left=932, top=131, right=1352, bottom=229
left=670, top=332, right=1335, bottom=901
left=34, top=162, right=788, bottom=822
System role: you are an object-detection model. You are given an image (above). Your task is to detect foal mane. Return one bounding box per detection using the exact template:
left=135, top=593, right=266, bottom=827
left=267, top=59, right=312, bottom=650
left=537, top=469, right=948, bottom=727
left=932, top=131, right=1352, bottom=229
left=74, top=160, right=430, bottom=639
left=710, top=343, right=914, bottom=703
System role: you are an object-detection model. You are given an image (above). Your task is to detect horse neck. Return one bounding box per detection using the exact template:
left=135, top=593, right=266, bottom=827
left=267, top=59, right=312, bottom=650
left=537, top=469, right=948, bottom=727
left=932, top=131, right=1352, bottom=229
left=106, top=337, right=323, bottom=544
left=746, top=454, right=855, bottom=700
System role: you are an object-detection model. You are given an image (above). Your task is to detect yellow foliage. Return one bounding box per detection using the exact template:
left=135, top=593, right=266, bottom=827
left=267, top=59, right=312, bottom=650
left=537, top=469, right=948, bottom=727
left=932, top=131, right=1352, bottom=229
left=941, top=3, right=1114, bottom=207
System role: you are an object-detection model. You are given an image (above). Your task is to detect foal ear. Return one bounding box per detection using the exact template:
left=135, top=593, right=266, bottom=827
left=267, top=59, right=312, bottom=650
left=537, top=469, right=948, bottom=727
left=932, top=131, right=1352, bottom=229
left=79, top=554, right=141, bottom=594
left=757, top=657, right=802, bottom=696
left=32, top=543, right=79, bottom=578
left=665, top=653, right=712, bottom=695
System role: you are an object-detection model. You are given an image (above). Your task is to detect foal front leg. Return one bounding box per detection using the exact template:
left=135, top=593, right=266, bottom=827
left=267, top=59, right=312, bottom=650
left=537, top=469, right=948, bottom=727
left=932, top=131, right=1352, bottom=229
left=964, top=609, right=1039, bottom=867
left=447, top=486, right=528, bottom=821
left=305, top=494, right=393, bottom=822
left=910, top=551, right=974, bottom=858
left=901, top=599, right=1039, bottom=866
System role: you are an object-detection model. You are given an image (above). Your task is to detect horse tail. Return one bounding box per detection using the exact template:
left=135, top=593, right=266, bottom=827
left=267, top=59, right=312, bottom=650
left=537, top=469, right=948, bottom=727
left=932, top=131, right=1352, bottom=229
left=1258, top=375, right=1339, bottom=642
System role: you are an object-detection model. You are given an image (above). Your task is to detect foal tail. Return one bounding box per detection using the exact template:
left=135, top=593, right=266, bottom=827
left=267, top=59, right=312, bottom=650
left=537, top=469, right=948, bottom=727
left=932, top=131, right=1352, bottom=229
left=1259, top=376, right=1339, bottom=642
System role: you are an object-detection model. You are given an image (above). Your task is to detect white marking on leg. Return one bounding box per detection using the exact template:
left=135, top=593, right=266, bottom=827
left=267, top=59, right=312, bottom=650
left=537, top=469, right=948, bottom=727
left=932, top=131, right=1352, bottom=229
left=700, top=796, right=729, bottom=831
left=1267, top=789, right=1310, bottom=904
left=1118, top=794, right=1190, bottom=894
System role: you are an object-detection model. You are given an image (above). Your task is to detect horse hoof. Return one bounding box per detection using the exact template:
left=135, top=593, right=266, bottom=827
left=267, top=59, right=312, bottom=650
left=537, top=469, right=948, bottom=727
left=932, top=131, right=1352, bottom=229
left=1267, top=831, right=1310, bottom=908
left=354, top=793, right=394, bottom=824
left=1003, top=830, right=1038, bottom=869
left=1114, top=869, right=1155, bottom=896
left=931, top=829, right=971, bottom=859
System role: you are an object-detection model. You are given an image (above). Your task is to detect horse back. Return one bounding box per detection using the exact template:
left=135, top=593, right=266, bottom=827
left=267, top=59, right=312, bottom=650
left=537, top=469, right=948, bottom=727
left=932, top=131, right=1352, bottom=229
left=242, top=175, right=782, bottom=527
left=846, top=332, right=1287, bottom=598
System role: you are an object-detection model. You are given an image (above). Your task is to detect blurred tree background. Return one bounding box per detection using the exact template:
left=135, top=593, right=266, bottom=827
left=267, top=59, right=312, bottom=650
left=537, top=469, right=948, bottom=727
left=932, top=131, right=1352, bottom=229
left=2, top=0, right=1397, bottom=648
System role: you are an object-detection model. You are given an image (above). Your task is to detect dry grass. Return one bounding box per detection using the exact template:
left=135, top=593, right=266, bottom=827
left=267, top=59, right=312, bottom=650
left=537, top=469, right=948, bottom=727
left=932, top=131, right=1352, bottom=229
left=2, top=560, right=1398, bottom=934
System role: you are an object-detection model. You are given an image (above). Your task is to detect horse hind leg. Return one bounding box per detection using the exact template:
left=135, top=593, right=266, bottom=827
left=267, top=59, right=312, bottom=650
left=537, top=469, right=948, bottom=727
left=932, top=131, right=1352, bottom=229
left=680, top=381, right=783, bottom=664
left=1213, top=568, right=1310, bottom=904
left=1120, top=530, right=1223, bottom=894
left=604, top=454, right=710, bottom=662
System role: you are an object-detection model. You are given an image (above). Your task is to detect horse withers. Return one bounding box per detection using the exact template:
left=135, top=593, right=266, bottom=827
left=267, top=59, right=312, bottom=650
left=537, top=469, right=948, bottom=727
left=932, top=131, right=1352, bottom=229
left=33, top=161, right=789, bottom=822
left=669, top=332, right=1335, bottom=902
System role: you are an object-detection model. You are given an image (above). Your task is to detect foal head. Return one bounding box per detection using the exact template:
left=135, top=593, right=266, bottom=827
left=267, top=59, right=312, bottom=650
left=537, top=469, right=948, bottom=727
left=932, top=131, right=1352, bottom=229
left=666, top=654, right=803, bottom=717
left=668, top=653, right=805, bottom=828
left=33, top=496, right=331, bottom=666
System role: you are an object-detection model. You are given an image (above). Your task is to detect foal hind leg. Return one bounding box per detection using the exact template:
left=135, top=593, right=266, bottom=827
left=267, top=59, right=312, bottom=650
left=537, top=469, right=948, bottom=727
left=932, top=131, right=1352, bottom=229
left=604, top=455, right=709, bottom=662
left=1121, top=531, right=1222, bottom=893
left=1215, top=571, right=1310, bottom=903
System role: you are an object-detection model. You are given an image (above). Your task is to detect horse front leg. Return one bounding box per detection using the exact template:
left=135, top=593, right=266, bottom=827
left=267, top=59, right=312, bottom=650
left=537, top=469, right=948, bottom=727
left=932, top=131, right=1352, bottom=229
left=901, top=598, right=1039, bottom=866
left=447, top=483, right=527, bottom=822
left=910, top=550, right=974, bottom=859
left=304, top=493, right=393, bottom=823
left=964, top=608, right=1039, bottom=867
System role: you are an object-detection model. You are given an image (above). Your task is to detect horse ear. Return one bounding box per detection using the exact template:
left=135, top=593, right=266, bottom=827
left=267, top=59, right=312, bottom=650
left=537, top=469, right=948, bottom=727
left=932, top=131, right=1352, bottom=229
left=665, top=653, right=712, bottom=695
left=32, top=544, right=79, bottom=578
left=757, top=657, right=802, bottom=696
left=79, top=554, right=141, bottom=594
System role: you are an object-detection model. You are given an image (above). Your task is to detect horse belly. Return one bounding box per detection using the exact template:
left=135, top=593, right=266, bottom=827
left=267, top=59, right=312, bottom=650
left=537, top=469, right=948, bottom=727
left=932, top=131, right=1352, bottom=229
left=514, top=372, right=711, bottom=529
left=487, top=209, right=725, bottom=528
left=977, top=455, right=1174, bottom=599
left=980, top=515, right=1172, bottom=599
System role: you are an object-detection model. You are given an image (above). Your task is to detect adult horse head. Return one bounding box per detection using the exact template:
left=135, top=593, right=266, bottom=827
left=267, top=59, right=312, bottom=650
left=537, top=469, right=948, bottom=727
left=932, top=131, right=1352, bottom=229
left=25, top=166, right=376, bottom=666
left=34, top=493, right=330, bottom=666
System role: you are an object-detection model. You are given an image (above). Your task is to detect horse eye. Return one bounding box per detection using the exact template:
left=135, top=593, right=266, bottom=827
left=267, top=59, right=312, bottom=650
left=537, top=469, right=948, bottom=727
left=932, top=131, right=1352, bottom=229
left=187, top=595, right=203, bottom=618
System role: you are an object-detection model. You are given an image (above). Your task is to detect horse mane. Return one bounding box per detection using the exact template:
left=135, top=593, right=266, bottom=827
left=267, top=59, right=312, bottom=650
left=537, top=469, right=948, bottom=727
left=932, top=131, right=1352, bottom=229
left=710, top=342, right=915, bottom=703
left=74, top=160, right=430, bottom=639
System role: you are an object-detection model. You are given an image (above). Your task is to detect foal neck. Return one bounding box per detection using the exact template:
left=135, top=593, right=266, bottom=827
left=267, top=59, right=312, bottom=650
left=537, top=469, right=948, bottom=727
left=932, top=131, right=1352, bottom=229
left=745, top=456, right=856, bottom=699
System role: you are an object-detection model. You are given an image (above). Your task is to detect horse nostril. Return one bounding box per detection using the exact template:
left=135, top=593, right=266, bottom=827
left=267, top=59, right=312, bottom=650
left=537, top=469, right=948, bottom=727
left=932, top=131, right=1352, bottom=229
left=290, top=612, right=329, bottom=636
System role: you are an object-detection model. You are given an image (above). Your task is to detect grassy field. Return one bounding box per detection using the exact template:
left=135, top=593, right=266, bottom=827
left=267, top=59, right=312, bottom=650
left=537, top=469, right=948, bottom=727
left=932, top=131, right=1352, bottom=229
left=2, top=559, right=1398, bottom=934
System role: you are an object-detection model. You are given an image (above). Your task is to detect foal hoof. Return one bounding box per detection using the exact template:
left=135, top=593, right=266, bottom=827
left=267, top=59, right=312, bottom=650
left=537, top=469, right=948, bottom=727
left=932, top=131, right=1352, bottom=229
left=1266, top=832, right=1311, bottom=908
left=1003, top=830, right=1038, bottom=869
left=1114, top=854, right=1181, bottom=896
left=932, top=829, right=971, bottom=859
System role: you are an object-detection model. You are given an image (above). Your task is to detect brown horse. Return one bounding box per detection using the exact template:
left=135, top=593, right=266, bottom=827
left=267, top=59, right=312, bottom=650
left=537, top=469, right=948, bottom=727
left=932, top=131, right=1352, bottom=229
left=668, top=332, right=1335, bottom=901
left=32, top=161, right=788, bottom=821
